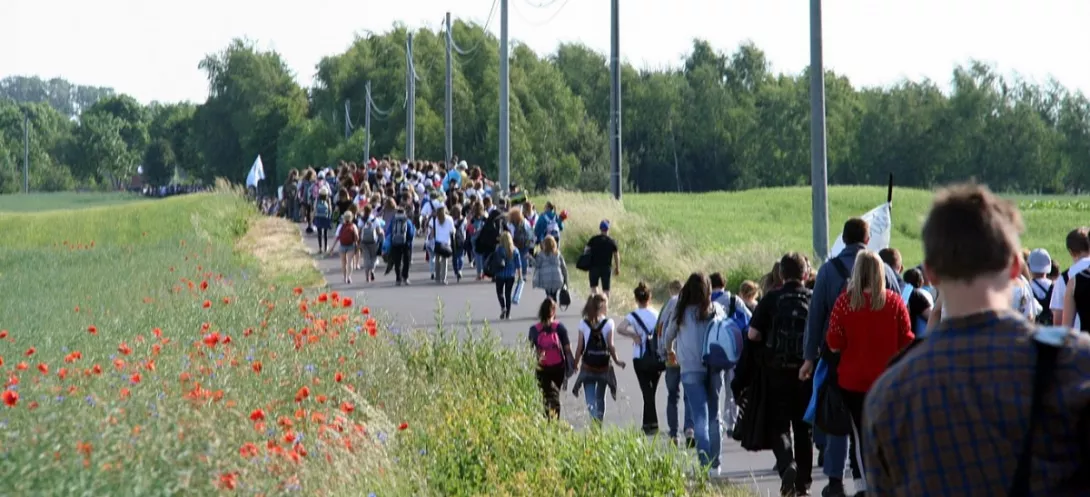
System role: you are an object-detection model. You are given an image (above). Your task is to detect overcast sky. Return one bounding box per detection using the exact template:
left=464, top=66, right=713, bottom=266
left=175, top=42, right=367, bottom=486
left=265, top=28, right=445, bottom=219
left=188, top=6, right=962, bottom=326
left=5, top=0, right=1089, bottom=104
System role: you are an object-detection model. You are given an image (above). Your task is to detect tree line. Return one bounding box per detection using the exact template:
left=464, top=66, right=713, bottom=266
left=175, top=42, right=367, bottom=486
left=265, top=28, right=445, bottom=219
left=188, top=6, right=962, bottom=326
left=2, top=21, right=1090, bottom=195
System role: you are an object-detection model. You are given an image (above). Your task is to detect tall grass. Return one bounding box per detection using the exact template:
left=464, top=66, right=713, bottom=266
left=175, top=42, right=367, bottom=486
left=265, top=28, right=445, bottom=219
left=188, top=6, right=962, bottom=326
left=0, top=192, right=738, bottom=496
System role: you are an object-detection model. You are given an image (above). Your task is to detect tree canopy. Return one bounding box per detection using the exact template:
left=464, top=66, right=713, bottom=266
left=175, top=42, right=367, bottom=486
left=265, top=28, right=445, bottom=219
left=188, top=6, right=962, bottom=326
left=3, top=23, right=1090, bottom=194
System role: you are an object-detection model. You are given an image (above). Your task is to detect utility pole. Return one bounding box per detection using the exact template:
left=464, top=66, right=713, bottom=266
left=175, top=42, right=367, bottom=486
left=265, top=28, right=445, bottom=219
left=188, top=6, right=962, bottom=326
left=498, top=0, right=510, bottom=194
left=445, top=12, right=454, bottom=170
left=609, top=0, right=622, bottom=200
left=23, top=114, right=29, bottom=193
left=344, top=100, right=351, bottom=140
left=364, top=81, right=372, bottom=163
left=406, top=33, right=416, bottom=162
left=809, top=0, right=830, bottom=261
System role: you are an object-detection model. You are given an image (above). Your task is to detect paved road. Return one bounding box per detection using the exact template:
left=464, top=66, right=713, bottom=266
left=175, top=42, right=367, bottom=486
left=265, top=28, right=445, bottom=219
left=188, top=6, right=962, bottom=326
left=302, top=226, right=837, bottom=495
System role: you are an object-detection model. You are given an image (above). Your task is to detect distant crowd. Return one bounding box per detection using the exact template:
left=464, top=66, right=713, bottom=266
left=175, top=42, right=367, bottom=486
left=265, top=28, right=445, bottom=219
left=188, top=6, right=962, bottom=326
left=132, top=184, right=212, bottom=198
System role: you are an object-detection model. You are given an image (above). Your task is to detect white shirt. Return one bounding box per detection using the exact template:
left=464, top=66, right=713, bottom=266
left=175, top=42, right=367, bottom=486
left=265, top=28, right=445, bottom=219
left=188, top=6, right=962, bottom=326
left=421, top=199, right=443, bottom=219
left=430, top=217, right=456, bottom=245
left=1012, top=275, right=1043, bottom=320
left=578, top=318, right=615, bottom=350
left=625, top=308, right=659, bottom=358
left=1030, top=277, right=1053, bottom=301
left=1051, top=256, right=1090, bottom=328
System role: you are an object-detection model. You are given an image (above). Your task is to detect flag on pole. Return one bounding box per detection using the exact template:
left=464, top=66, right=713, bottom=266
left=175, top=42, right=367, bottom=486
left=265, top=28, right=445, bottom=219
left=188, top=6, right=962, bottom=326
left=829, top=202, right=893, bottom=259
left=245, top=156, right=265, bottom=188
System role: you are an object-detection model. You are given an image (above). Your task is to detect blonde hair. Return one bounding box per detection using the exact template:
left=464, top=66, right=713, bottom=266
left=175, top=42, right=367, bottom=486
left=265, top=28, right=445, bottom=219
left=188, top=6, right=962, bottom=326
left=341, top=211, right=355, bottom=225
left=848, top=250, right=886, bottom=311
left=499, top=232, right=515, bottom=258
left=739, top=280, right=760, bottom=301
left=437, top=206, right=448, bottom=224
left=508, top=208, right=524, bottom=225
left=541, top=235, right=558, bottom=255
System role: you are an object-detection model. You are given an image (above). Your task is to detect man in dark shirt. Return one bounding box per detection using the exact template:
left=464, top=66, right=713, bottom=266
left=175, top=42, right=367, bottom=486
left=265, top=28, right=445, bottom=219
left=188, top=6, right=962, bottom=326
left=746, top=252, right=814, bottom=497
left=584, top=220, right=620, bottom=297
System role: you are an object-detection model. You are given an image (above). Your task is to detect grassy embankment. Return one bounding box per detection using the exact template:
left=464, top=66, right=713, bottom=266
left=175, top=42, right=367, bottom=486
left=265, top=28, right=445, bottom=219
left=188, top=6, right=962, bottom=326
left=547, top=186, right=1086, bottom=303
left=0, top=189, right=735, bottom=496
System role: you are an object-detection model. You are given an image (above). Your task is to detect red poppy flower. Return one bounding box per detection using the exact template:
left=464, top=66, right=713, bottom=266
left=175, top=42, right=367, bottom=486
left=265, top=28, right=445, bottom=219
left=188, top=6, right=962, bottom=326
left=24, top=347, right=35, bottom=357
left=318, top=293, right=328, bottom=303
left=152, top=327, right=162, bottom=338
left=2, top=390, right=17, bottom=407
left=86, top=325, right=97, bottom=335
left=398, top=422, right=409, bottom=431
left=342, top=297, right=353, bottom=308
left=0, top=330, right=7, bottom=339
left=239, top=442, right=259, bottom=458
left=340, top=402, right=354, bottom=414
left=202, top=300, right=212, bottom=309
left=362, top=307, right=371, bottom=315
left=130, top=373, right=142, bottom=384
left=118, top=343, right=132, bottom=356
left=251, top=361, right=262, bottom=373
left=218, top=473, right=237, bottom=490
left=294, top=386, right=310, bottom=403
left=292, top=286, right=304, bottom=295
left=37, top=363, right=48, bottom=375
left=249, top=409, right=265, bottom=421
left=199, top=280, right=208, bottom=291
left=119, top=388, right=131, bottom=399
left=58, top=368, right=68, bottom=380
left=334, top=372, right=344, bottom=383
left=16, top=362, right=28, bottom=371
left=202, top=333, right=220, bottom=347
left=222, top=297, right=231, bottom=305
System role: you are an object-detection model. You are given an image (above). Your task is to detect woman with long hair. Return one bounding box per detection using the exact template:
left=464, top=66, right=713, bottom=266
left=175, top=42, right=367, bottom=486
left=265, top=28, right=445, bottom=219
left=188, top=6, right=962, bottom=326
left=529, top=297, right=573, bottom=419
left=614, top=281, right=661, bottom=435
left=826, top=250, right=914, bottom=493
left=663, top=272, right=724, bottom=474
left=492, top=232, right=523, bottom=319
left=430, top=206, right=456, bottom=285
left=333, top=211, right=359, bottom=284
left=469, top=201, right=487, bottom=277
left=508, top=208, right=533, bottom=279
left=572, top=293, right=624, bottom=423
left=532, top=235, right=568, bottom=301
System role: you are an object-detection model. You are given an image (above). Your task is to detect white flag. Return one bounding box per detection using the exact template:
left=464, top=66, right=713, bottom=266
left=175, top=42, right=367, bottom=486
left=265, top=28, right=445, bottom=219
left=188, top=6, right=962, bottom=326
left=245, top=156, right=266, bottom=188
left=829, top=202, right=892, bottom=259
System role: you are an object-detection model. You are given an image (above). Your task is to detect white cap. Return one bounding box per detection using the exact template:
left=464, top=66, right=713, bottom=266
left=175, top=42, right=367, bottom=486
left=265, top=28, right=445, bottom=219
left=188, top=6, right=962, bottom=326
left=1028, top=248, right=1052, bottom=274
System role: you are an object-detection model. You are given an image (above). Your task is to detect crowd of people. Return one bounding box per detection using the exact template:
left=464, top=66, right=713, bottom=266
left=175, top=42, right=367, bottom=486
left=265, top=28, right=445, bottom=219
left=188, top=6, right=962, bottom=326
left=527, top=184, right=1090, bottom=497
left=133, top=184, right=211, bottom=198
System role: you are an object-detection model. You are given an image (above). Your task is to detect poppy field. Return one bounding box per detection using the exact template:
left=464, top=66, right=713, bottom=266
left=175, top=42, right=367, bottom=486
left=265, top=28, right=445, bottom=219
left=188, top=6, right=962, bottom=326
left=0, top=191, right=726, bottom=496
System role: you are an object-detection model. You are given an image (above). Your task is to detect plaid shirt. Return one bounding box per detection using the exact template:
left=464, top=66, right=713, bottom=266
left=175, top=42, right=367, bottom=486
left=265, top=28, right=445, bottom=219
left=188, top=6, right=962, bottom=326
left=864, top=310, right=1090, bottom=496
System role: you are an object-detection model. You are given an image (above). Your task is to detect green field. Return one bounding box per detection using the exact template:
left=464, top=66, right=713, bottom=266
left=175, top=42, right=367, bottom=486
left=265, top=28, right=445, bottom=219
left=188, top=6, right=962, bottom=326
left=0, top=192, right=147, bottom=212
left=0, top=191, right=719, bottom=496
left=548, top=186, right=1086, bottom=300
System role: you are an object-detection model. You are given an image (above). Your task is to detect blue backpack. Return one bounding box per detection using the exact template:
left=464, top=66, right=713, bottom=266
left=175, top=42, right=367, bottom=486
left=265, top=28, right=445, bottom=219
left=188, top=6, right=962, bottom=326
left=703, top=299, right=746, bottom=371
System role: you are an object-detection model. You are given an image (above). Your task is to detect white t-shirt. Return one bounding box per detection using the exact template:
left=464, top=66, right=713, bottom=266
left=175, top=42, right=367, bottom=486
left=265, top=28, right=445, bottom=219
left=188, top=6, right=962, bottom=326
left=1012, top=276, right=1043, bottom=320
left=421, top=199, right=443, bottom=219
left=625, top=308, right=659, bottom=359
left=579, top=318, right=615, bottom=352
left=1030, top=277, right=1053, bottom=301
left=430, top=217, right=456, bottom=245
left=1051, top=257, right=1090, bottom=328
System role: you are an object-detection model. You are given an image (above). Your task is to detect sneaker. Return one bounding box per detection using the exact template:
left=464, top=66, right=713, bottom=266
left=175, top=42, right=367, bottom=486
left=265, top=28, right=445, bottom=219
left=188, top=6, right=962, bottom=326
left=795, top=488, right=811, bottom=497
left=403, top=280, right=411, bottom=286
left=780, top=462, right=797, bottom=497
left=708, top=466, right=721, bottom=478
left=821, top=480, right=846, bottom=497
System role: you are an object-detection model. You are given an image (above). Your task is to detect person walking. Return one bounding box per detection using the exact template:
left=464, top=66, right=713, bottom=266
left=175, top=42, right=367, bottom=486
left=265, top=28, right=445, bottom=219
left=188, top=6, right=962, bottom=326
left=509, top=208, right=534, bottom=281
left=450, top=204, right=467, bottom=282
left=825, top=250, right=914, bottom=497
left=313, top=186, right=333, bottom=253
left=529, top=297, right=574, bottom=419
left=657, top=279, right=694, bottom=448
left=531, top=235, right=568, bottom=301
left=615, top=281, right=662, bottom=435
left=664, top=273, right=727, bottom=476
left=572, top=293, right=624, bottom=424
left=491, top=232, right=523, bottom=319
left=582, top=220, right=620, bottom=297
left=334, top=211, right=359, bottom=284
left=430, top=206, right=456, bottom=285
left=384, top=206, right=416, bottom=286
left=357, top=205, right=384, bottom=283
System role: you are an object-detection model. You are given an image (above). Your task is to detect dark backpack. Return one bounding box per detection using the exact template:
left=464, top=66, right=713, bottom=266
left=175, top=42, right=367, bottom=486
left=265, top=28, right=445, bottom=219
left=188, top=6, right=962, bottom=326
left=389, top=217, right=409, bottom=246
left=1032, top=279, right=1054, bottom=325
left=766, top=289, right=811, bottom=369
left=631, top=312, right=665, bottom=372
left=454, top=219, right=466, bottom=248
left=582, top=319, right=610, bottom=370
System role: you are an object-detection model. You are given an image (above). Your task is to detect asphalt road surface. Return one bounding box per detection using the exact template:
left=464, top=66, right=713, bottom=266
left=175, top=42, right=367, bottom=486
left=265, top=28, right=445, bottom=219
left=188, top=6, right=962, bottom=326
left=302, top=226, right=845, bottom=496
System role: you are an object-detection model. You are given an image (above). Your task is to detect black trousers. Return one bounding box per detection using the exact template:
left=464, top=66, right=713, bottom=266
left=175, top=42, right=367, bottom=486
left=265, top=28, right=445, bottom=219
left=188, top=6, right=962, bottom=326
left=536, top=365, right=565, bottom=419
left=495, top=277, right=515, bottom=311
left=841, top=388, right=867, bottom=482
left=634, top=368, right=661, bottom=432
left=766, top=368, right=814, bottom=491
left=389, top=245, right=411, bottom=281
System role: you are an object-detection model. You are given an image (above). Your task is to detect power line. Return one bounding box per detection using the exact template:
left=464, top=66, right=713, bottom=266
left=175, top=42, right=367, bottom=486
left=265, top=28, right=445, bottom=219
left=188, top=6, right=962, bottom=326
left=522, top=0, right=559, bottom=8
left=511, top=0, right=572, bottom=28
left=443, top=0, right=498, bottom=58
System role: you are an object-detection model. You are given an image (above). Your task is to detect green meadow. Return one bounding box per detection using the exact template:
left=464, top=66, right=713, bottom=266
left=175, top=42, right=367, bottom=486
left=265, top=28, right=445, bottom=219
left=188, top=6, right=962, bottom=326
left=0, top=191, right=723, bottom=496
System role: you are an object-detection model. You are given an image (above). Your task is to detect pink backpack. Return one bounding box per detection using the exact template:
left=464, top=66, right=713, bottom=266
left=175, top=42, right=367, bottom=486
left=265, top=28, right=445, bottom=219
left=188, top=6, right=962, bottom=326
left=534, top=323, right=564, bottom=367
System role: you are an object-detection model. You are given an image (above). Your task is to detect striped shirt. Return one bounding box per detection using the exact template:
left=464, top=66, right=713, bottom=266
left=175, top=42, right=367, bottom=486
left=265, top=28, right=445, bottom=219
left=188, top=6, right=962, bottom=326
left=864, top=310, right=1090, bottom=496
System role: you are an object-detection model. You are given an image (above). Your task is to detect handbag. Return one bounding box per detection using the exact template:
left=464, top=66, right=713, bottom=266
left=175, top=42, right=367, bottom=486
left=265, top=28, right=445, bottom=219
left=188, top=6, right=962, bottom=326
left=435, top=243, right=453, bottom=258
left=814, top=368, right=853, bottom=437
left=576, top=251, right=592, bottom=271
left=558, top=286, right=572, bottom=310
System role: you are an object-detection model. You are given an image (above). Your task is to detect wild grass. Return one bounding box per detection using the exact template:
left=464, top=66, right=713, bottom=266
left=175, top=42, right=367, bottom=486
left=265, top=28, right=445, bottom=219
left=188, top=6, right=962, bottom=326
left=0, top=191, right=146, bottom=212
left=544, top=186, right=1086, bottom=302
left=0, top=191, right=743, bottom=496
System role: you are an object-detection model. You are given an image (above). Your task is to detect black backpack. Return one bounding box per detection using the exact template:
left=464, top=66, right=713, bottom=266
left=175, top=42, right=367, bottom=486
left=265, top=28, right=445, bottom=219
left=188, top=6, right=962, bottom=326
left=582, top=319, right=611, bottom=369
left=1032, top=279, right=1054, bottom=325
left=766, top=289, right=811, bottom=369
left=631, top=312, right=665, bottom=372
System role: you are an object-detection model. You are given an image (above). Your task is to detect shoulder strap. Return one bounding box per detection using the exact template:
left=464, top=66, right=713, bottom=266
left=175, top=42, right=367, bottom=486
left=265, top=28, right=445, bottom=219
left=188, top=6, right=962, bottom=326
left=1010, top=338, right=1062, bottom=496
left=630, top=312, right=651, bottom=336
left=831, top=257, right=850, bottom=280
left=1032, top=279, right=1050, bottom=294
left=727, top=292, right=737, bottom=316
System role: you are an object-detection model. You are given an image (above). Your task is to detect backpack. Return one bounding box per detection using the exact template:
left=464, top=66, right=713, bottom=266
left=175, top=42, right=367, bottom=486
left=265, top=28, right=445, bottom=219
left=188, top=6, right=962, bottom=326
left=1032, top=280, right=1054, bottom=325
left=337, top=223, right=359, bottom=246
left=389, top=217, right=409, bottom=246
left=765, top=289, right=811, bottom=369
left=534, top=323, right=565, bottom=368
left=469, top=218, right=484, bottom=241
left=545, top=216, right=560, bottom=238
left=514, top=222, right=532, bottom=249
left=315, top=200, right=330, bottom=219
left=703, top=307, right=744, bottom=371
left=454, top=219, right=466, bottom=248
left=582, top=319, right=611, bottom=370
left=631, top=312, right=665, bottom=372
left=360, top=219, right=379, bottom=245
left=485, top=248, right=508, bottom=277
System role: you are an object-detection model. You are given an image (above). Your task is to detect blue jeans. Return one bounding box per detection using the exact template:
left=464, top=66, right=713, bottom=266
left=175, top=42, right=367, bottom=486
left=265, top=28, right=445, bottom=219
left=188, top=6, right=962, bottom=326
left=665, top=367, right=693, bottom=438
left=475, top=253, right=486, bottom=277
left=583, top=379, right=607, bottom=422
left=519, top=248, right=530, bottom=276
left=453, top=249, right=464, bottom=274
left=821, top=431, right=861, bottom=481
left=682, top=371, right=722, bottom=469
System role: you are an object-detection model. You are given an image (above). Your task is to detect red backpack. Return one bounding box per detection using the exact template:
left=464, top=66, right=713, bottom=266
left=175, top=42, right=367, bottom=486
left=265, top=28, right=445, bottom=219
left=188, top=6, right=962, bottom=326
left=338, top=224, right=359, bottom=246
left=534, top=322, right=564, bottom=367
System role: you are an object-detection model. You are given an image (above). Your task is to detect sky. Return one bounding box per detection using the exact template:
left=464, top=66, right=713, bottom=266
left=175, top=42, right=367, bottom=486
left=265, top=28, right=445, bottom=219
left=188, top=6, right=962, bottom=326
left=5, top=0, right=1090, bottom=105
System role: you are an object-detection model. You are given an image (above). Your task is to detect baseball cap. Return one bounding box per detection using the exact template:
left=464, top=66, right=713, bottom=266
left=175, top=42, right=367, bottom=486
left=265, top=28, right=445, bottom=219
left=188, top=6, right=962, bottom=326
left=1028, top=248, right=1052, bottom=274
left=600, top=220, right=610, bottom=231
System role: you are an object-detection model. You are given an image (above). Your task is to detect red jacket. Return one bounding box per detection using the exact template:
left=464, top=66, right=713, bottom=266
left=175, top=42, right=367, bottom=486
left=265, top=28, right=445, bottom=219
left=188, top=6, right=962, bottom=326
left=826, top=289, right=914, bottom=393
